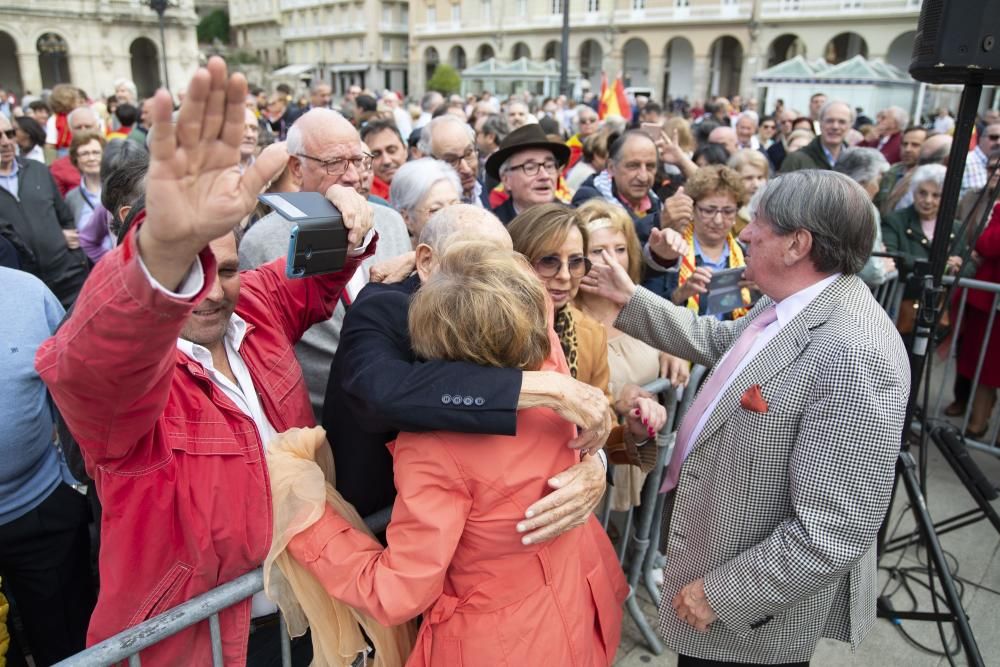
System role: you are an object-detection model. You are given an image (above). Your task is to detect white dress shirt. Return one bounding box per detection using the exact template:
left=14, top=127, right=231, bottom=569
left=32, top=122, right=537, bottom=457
left=684, top=273, right=841, bottom=449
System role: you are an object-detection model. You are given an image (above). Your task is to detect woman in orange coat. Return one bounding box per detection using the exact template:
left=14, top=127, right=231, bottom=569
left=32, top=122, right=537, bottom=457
left=287, top=242, right=627, bottom=666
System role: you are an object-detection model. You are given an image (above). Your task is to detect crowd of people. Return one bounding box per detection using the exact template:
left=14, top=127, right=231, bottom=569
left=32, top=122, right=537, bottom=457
left=0, top=58, right=998, bottom=667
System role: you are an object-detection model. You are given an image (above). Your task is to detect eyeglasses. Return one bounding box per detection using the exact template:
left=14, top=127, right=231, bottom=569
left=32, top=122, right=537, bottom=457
left=0, top=129, right=15, bottom=140
left=987, top=134, right=1000, bottom=141
left=434, top=146, right=478, bottom=171
left=579, top=117, right=598, bottom=124
left=696, top=205, right=738, bottom=219
left=297, top=152, right=373, bottom=176
left=534, top=255, right=592, bottom=279
left=508, top=159, right=559, bottom=177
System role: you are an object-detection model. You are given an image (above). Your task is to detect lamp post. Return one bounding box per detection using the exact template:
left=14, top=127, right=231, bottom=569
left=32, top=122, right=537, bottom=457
left=559, top=0, right=570, bottom=96
left=148, top=0, right=171, bottom=92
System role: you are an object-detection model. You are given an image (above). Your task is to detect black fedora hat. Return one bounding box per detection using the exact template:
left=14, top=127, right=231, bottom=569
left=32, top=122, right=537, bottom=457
left=484, top=124, right=571, bottom=181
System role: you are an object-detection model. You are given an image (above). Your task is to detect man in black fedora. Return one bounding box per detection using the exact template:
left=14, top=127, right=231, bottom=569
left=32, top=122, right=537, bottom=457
left=485, top=124, right=571, bottom=224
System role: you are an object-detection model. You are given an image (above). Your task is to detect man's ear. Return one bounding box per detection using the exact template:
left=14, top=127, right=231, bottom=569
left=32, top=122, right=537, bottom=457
left=415, top=243, right=435, bottom=282
left=784, top=228, right=814, bottom=266
left=287, top=155, right=303, bottom=183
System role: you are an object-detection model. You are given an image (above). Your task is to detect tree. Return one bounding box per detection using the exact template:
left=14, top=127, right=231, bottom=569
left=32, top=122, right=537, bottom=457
left=197, top=9, right=230, bottom=45
left=427, top=64, right=461, bottom=95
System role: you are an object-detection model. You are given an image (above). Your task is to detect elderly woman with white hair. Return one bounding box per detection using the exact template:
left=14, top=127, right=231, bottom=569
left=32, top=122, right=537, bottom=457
left=389, top=157, right=462, bottom=245
left=883, top=163, right=965, bottom=331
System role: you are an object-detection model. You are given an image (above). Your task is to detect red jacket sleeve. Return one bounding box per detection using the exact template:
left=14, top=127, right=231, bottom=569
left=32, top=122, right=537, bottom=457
left=975, top=205, right=1000, bottom=259
left=287, top=433, right=472, bottom=626
left=238, top=235, right=377, bottom=345
left=34, top=220, right=218, bottom=467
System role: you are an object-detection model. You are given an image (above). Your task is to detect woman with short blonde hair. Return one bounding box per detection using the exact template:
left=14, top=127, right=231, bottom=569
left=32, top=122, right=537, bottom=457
left=284, top=241, right=628, bottom=666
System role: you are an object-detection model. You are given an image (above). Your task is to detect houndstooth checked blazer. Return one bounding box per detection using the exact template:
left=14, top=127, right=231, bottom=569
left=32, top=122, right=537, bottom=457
left=616, top=274, right=910, bottom=664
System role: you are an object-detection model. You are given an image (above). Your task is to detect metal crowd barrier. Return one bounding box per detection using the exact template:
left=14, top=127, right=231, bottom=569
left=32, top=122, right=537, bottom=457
left=602, top=367, right=708, bottom=655
left=872, top=269, right=905, bottom=325
left=57, top=370, right=720, bottom=665
left=930, top=275, right=1000, bottom=457
left=55, top=506, right=393, bottom=667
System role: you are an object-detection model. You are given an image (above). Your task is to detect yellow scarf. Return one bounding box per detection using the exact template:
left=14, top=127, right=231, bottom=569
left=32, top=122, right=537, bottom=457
left=677, top=224, right=750, bottom=320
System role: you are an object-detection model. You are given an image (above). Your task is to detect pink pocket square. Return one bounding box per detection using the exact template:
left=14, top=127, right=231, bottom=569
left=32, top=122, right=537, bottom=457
left=740, top=384, right=769, bottom=413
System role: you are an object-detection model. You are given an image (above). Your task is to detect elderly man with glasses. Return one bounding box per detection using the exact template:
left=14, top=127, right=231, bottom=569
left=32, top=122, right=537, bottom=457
left=417, top=115, right=487, bottom=207
left=239, top=108, right=411, bottom=420
left=484, top=124, right=570, bottom=224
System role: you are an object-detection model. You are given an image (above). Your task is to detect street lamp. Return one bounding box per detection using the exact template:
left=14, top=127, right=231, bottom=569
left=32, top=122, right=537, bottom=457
left=559, top=0, right=570, bottom=96
left=148, top=0, right=172, bottom=92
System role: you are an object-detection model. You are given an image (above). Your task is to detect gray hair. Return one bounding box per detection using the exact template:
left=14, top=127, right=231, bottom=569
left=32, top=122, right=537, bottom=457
left=748, top=170, right=876, bottom=275
left=67, top=106, right=98, bottom=127
left=833, top=147, right=890, bottom=188
left=420, top=91, right=443, bottom=113
left=417, top=115, right=475, bottom=155
left=736, top=111, right=759, bottom=128
left=883, top=106, right=909, bottom=130
left=113, top=78, right=137, bottom=100
left=480, top=114, right=509, bottom=144
left=819, top=100, right=856, bottom=125
left=417, top=204, right=505, bottom=251
left=908, top=163, right=946, bottom=198
left=390, top=158, right=462, bottom=217
left=100, top=139, right=149, bottom=234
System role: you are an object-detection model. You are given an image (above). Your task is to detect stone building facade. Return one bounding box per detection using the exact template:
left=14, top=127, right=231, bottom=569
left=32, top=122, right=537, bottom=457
left=229, top=0, right=410, bottom=95
left=408, top=0, right=925, bottom=105
left=0, top=0, right=200, bottom=99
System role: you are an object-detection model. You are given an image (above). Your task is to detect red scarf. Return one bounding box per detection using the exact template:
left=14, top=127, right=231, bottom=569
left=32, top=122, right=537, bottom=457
left=55, top=113, right=72, bottom=150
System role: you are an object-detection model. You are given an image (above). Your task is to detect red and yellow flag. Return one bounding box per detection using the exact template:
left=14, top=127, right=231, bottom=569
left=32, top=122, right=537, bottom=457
left=598, top=72, right=632, bottom=122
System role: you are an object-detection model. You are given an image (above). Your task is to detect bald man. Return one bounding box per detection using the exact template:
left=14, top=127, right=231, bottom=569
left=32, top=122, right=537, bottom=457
left=50, top=106, right=102, bottom=196
left=708, top=125, right=738, bottom=156
left=324, top=204, right=611, bottom=541
left=239, top=108, right=412, bottom=419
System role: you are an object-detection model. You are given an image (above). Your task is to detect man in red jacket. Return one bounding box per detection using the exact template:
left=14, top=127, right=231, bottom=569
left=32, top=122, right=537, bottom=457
left=35, top=58, right=376, bottom=666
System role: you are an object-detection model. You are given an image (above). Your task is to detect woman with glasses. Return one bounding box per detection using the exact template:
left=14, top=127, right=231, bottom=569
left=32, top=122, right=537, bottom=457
left=64, top=131, right=106, bottom=235
left=575, top=199, right=688, bottom=511
left=757, top=116, right=778, bottom=149
left=508, top=204, right=666, bottom=472
left=668, top=165, right=753, bottom=321
left=389, top=158, right=463, bottom=246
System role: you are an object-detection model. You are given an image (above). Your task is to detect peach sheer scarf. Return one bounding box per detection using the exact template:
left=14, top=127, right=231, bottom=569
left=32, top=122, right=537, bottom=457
left=264, top=427, right=417, bottom=667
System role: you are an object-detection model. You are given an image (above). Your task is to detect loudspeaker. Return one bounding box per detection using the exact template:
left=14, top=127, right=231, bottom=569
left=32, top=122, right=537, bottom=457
left=910, top=0, right=1000, bottom=84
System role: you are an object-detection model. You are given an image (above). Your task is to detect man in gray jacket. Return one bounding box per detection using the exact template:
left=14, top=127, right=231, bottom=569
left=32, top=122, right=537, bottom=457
left=239, top=108, right=411, bottom=419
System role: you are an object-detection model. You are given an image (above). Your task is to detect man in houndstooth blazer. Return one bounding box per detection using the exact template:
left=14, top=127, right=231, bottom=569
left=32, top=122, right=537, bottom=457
left=583, top=170, right=910, bottom=666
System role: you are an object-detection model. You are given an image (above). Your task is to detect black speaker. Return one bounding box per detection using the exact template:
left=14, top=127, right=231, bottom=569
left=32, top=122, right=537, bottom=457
left=910, top=0, right=1000, bottom=84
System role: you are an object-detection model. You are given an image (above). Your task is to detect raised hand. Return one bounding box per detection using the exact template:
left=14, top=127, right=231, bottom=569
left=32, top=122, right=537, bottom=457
left=141, top=57, right=288, bottom=289
left=648, top=226, right=689, bottom=262
left=661, top=186, right=694, bottom=231
left=579, top=248, right=637, bottom=308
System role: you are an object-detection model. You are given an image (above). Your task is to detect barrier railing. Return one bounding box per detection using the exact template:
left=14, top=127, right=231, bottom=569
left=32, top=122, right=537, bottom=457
left=931, top=275, right=1000, bottom=457
left=55, top=506, right=393, bottom=667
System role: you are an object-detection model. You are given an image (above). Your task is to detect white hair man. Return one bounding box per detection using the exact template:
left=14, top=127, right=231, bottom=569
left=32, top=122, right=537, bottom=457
left=239, top=108, right=412, bottom=418
left=418, top=115, right=485, bottom=207
left=872, top=105, right=909, bottom=165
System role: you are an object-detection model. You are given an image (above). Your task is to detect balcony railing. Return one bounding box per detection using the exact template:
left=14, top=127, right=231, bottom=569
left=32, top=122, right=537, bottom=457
left=759, top=0, right=922, bottom=17
left=378, top=21, right=409, bottom=33
left=280, top=23, right=366, bottom=39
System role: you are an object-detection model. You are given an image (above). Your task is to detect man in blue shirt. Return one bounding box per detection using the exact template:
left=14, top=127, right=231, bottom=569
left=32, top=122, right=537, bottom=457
left=0, top=267, right=95, bottom=665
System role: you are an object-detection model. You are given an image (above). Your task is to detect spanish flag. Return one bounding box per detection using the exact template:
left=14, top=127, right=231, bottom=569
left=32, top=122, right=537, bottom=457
left=598, top=72, right=632, bottom=122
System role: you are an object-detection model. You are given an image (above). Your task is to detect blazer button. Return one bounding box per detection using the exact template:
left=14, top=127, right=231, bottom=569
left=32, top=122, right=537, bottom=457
left=452, top=395, right=463, bottom=405
left=474, top=397, right=485, bottom=406
left=462, top=396, right=473, bottom=406
left=441, top=395, right=452, bottom=404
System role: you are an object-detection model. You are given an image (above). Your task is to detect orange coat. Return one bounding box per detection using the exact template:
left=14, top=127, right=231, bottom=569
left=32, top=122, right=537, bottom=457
left=288, top=414, right=628, bottom=666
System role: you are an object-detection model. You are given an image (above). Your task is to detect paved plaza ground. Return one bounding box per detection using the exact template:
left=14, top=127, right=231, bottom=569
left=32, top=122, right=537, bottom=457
left=613, top=359, right=1000, bottom=667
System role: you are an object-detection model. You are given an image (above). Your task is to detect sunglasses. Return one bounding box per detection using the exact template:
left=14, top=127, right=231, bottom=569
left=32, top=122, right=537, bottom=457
left=534, top=255, right=592, bottom=279
left=988, top=134, right=1000, bottom=141
left=1, top=129, right=15, bottom=139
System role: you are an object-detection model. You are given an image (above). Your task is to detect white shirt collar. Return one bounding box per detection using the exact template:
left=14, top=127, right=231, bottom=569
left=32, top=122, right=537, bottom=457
left=176, top=312, right=249, bottom=365
left=773, top=273, right=841, bottom=328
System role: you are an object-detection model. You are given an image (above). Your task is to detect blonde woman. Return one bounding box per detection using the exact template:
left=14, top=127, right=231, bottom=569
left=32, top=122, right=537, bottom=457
left=508, top=204, right=667, bottom=471
left=575, top=199, right=690, bottom=509
left=285, top=242, right=627, bottom=666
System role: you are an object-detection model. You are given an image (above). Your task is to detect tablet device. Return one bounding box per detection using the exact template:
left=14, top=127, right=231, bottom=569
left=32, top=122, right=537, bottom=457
left=702, top=266, right=751, bottom=315
left=258, top=192, right=349, bottom=279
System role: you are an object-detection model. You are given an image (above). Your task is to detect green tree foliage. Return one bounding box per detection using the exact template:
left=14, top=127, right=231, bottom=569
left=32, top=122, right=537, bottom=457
left=197, top=9, right=230, bottom=44
left=427, top=64, right=461, bottom=95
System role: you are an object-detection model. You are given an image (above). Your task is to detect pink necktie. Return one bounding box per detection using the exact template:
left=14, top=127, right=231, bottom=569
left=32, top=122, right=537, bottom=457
left=661, top=305, right=778, bottom=493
